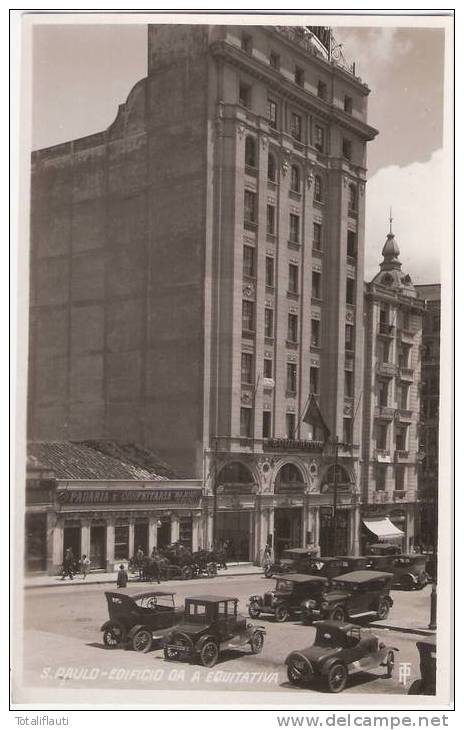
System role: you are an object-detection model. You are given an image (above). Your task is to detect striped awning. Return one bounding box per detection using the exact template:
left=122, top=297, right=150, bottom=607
left=363, top=517, right=404, bottom=540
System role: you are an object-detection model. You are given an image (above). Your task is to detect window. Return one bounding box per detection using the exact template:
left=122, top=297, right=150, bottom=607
left=348, top=184, right=357, bottom=213
left=310, top=366, right=319, bottom=394
left=270, top=51, right=280, bottom=69
left=399, top=383, right=409, bottom=410
left=286, top=413, right=296, bottom=439
left=313, top=222, right=322, bottom=250
left=375, top=464, right=386, bottom=491
left=314, top=125, right=325, bottom=152
left=347, top=230, right=357, bottom=257
left=241, top=33, right=252, bottom=54
left=243, top=245, right=255, bottom=277
left=289, top=213, right=300, bottom=243
left=268, top=99, right=278, bottom=129
left=294, top=66, right=304, bottom=86
left=240, top=407, right=252, bottom=437
left=342, top=138, right=352, bottom=160
left=345, top=323, right=354, bottom=350
left=290, top=164, right=301, bottom=193
left=245, top=136, right=257, bottom=167
left=263, top=358, right=273, bottom=378
left=267, top=153, right=276, bottom=182
left=266, top=204, right=276, bottom=235
left=264, top=308, right=274, bottom=338
left=344, top=95, right=353, bottom=114
left=311, top=318, right=320, bottom=347
left=378, top=379, right=389, bottom=407
left=288, top=264, right=299, bottom=294
left=114, top=522, right=129, bottom=560
left=398, top=344, right=411, bottom=369
left=346, top=277, right=355, bottom=305
left=395, top=465, right=405, bottom=491
left=265, top=256, right=274, bottom=287
left=242, top=300, right=254, bottom=332
left=376, top=423, right=388, bottom=450
left=343, top=417, right=352, bottom=444
left=241, top=352, right=253, bottom=384
left=290, top=113, right=302, bottom=141
left=288, top=313, right=298, bottom=343
left=244, top=190, right=256, bottom=224
left=381, top=339, right=390, bottom=363
left=317, top=80, right=327, bottom=99
left=314, top=175, right=323, bottom=203
left=262, top=411, right=271, bottom=438
left=311, top=271, right=321, bottom=299
left=239, top=83, right=251, bottom=108
left=287, top=363, right=297, bottom=393
left=344, top=369, right=353, bottom=397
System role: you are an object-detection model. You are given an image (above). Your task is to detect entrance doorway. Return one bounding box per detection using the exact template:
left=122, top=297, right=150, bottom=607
left=319, top=508, right=350, bottom=556
left=63, top=525, right=81, bottom=564
left=134, top=520, right=149, bottom=554
left=90, top=524, right=106, bottom=569
left=274, top=508, right=302, bottom=559
left=25, top=513, right=47, bottom=572
left=216, top=511, right=251, bottom=562
left=157, top=518, right=171, bottom=550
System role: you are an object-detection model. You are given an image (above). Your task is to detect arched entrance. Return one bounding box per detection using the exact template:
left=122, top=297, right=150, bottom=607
left=274, top=463, right=305, bottom=558
left=215, top=461, right=256, bottom=562
left=319, top=464, right=353, bottom=557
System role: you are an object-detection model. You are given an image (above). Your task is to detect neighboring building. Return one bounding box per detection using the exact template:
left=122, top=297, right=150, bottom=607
left=361, top=227, right=426, bottom=551
left=25, top=441, right=203, bottom=574
left=415, top=283, right=440, bottom=550
left=28, top=25, right=378, bottom=563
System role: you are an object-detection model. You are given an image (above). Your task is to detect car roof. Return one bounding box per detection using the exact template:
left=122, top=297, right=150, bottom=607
left=185, top=595, right=238, bottom=603
left=277, top=573, right=328, bottom=583
left=313, top=620, right=357, bottom=632
left=131, top=591, right=176, bottom=600
left=332, top=570, right=393, bottom=582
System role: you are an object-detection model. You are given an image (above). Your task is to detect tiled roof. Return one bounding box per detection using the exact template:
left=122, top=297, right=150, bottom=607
left=27, top=441, right=179, bottom=481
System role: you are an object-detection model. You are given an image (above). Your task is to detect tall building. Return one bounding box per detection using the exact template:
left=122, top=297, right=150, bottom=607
left=415, top=283, right=440, bottom=550
left=28, top=25, right=378, bottom=562
left=361, top=227, right=425, bottom=551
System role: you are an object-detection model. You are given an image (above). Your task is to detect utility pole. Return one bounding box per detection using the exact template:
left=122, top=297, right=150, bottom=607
left=332, top=435, right=340, bottom=556
left=211, top=437, right=218, bottom=551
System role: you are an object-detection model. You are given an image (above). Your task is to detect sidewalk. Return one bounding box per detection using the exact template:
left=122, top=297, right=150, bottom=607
left=370, top=618, right=436, bottom=637
left=24, top=562, right=264, bottom=589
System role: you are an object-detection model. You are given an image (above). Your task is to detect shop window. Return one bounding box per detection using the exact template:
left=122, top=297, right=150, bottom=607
left=267, top=152, right=277, bottom=182
left=265, top=256, right=274, bottom=287
left=114, top=522, right=129, bottom=560
left=245, top=136, right=257, bottom=168
left=243, top=245, right=255, bottom=278
left=288, top=313, right=298, bottom=343
left=240, top=408, right=253, bottom=438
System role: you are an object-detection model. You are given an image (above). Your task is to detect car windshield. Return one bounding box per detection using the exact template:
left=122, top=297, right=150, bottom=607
left=136, top=594, right=174, bottom=609
left=275, top=579, right=295, bottom=591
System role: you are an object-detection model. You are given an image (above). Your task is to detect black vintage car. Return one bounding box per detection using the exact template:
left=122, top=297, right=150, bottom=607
left=163, top=595, right=266, bottom=668
left=300, top=571, right=394, bottom=625
left=263, top=547, right=318, bottom=578
left=310, top=556, right=374, bottom=580
left=248, top=574, right=330, bottom=623
left=285, top=620, right=398, bottom=693
left=368, top=554, right=428, bottom=590
left=366, top=543, right=401, bottom=556
left=101, top=590, right=181, bottom=652
left=408, top=640, right=437, bottom=695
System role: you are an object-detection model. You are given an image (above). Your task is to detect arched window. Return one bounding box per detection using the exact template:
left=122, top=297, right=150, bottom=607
left=314, top=175, right=323, bottom=203
left=245, top=136, right=257, bottom=168
left=275, top=463, right=305, bottom=492
left=348, top=183, right=357, bottom=213
left=322, top=464, right=351, bottom=490
left=217, top=461, right=255, bottom=493
left=268, top=152, right=276, bottom=182
left=290, top=164, right=301, bottom=193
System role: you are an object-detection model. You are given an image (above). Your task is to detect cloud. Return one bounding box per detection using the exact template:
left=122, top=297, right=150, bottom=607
left=334, top=27, right=412, bottom=86
left=364, top=149, right=448, bottom=284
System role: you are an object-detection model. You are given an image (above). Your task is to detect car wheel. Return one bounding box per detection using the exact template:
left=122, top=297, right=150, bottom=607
left=327, top=662, right=348, bottom=693
left=199, top=640, right=219, bottom=668
left=329, top=606, right=345, bottom=623
left=164, top=632, right=193, bottom=661
left=264, top=565, right=273, bottom=578
left=287, top=658, right=311, bottom=686
left=248, top=601, right=261, bottom=619
left=386, top=650, right=395, bottom=678
left=181, top=565, right=193, bottom=581
left=103, top=624, right=123, bottom=649
left=132, top=628, right=153, bottom=653
left=207, top=563, right=217, bottom=578
left=275, top=606, right=289, bottom=623
left=250, top=631, right=264, bottom=654
left=400, top=574, right=415, bottom=591
left=377, top=599, right=390, bottom=620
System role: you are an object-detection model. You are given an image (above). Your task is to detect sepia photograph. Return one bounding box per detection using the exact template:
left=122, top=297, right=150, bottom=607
left=11, top=10, right=454, bottom=710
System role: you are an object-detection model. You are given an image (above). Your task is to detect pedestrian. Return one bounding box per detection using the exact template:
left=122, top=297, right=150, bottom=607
left=136, top=545, right=144, bottom=580
left=81, top=554, right=91, bottom=580
left=117, top=563, right=128, bottom=588
left=262, top=543, right=272, bottom=572
left=61, top=547, right=74, bottom=580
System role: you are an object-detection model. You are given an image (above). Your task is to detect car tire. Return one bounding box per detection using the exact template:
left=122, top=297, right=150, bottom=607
left=327, top=662, right=348, bottom=693
left=329, top=606, right=346, bottom=623
left=248, top=601, right=261, bottom=619
left=287, top=660, right=311, bottom=686
left=181, top=565, right=193, bottom=581
left=250, top=631, right=264, bottom=654
left=377, top=599, right=390, bottom=620
left=199, top=640, right=219, bottom=668
left=102, top=624, right=123, bottom=649
left=386, top=650, right=395, bottom=678
left=274, top=606, right=289, bottom=623
left=132, top=628, right=153, bottom=653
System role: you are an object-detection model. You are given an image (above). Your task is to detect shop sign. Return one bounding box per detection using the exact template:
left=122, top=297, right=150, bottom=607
left=56, top=489, right=201, bottom=506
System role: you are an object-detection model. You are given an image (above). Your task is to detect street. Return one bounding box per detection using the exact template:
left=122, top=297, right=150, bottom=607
left=22, top=574, right=432, bottom=696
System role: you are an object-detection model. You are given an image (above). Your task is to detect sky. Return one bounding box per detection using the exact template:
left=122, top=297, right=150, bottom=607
left=30, top=21, right=448, bottom=284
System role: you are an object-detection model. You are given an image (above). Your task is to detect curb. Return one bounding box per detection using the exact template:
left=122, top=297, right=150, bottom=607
left=370, top=622, right=436, bottom=637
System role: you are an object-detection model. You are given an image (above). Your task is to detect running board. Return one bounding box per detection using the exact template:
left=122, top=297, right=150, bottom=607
left=349, top=611, right=377, bottom=618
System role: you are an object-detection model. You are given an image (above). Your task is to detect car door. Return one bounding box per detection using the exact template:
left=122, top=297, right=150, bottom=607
left=346, top=583, right=370, bottom=616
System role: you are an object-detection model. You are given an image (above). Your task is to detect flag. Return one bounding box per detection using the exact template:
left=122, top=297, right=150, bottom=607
left=302, top=394, right=331, bottom=443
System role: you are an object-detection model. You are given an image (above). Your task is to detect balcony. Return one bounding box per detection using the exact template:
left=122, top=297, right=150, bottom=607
left=264, top=438, right=324, bottom=453
left=244, top=219, right=257, bottom=232
left=374, top=405, right=395, bottom=420
left=245, top=165, right=258, bottom=178
left=393, top=489, right=418, bottom=503
left=394, top=450, right=416, bottom=464
left=374, top=449, right=391, bottom=463
left=399, top=366, right=414, bottom=381
left=370, top=491, right=389, bottom=504
left=377, top=323, right=395, bottom=337
left=396, top=408, right=413, bottom=422
left=377, top=361, right=397, bottom=377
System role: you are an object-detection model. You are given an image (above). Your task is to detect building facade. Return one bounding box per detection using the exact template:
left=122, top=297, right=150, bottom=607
left=361, top=229, right=426, bottom=551
left=28, top=25, right=379, bottom=564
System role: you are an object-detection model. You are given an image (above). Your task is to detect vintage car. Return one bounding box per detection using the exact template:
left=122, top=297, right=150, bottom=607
left=408, top=640, right=437, bottom=695
left=101, top=590, right=181, bottom=652
left=263, top=547, right=318, bottom=578
left=300, top=571, right=394, bottom=625
left=365, top=543, right=401, bottom=556
left=285, top=620, right=398, bottom=693
left=163, top=595, right=266, bottom=668
left=248, top=574, right=330, bottom=623
left=310, top=556, right=374, bottom=580
left=368, top=554, right=428, bottom=590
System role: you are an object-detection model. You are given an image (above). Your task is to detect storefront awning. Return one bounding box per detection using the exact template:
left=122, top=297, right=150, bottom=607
left=363, top=517, right=404, bottom=540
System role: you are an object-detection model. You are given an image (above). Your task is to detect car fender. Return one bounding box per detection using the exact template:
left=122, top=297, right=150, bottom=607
left=127, top=624, right=151, bottom=641
left=195, top=633, right=218, bottom=653
left=319, top=655, right=347, bottom=677
left=247, top=624, right=266, bottom=639
left=100, top=619, right=126, bottom=637
left=285, top=651, right=314, bottom=672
